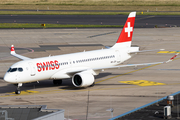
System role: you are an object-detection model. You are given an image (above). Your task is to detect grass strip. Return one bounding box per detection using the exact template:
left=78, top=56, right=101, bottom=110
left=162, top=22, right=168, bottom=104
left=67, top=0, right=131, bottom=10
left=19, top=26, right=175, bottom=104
left=1, top=11, right=180, bottom=15
left=0, top=23, right=124, bottom=28
left=0, top=11, right=127, bottom=15
left=1, top=0, right=180, bottom=6
left=1, top=5, right=180, bottom=12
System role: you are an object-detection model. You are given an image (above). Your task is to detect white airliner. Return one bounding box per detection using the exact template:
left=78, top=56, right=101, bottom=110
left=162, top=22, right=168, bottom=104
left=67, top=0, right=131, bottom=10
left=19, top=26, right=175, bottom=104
left=3, top=12, right=178, bottom=94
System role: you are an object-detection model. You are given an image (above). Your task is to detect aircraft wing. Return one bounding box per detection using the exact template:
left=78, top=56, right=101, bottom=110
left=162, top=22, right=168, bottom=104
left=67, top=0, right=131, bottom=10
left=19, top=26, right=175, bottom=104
left=66, top=53, right=178, bottom=74
left=93, top=53, right=179, bottom=71
left=10, top=45, right=31, bottom=60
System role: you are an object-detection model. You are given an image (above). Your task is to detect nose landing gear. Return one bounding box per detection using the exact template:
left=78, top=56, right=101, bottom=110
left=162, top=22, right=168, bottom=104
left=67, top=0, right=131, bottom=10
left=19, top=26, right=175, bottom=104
left=15, top=88, right=21, bottom=94
left=15, top=83, right=22, bottom=94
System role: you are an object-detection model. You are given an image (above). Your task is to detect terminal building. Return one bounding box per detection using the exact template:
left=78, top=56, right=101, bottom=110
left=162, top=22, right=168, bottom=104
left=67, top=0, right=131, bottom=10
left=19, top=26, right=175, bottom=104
left=0, top=105, right=64, bottom=120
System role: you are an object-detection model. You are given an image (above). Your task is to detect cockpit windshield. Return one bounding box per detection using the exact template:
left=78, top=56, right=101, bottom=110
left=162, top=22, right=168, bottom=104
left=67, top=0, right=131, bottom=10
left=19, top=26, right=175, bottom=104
left=7, top=67, right=23, bottom=72
left=18, top=68, right=23, bottom=72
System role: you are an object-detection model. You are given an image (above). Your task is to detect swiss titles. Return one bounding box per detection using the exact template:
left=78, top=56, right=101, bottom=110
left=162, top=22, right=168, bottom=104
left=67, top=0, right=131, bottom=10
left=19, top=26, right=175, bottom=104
left=36, top=60, right=59, bottom=72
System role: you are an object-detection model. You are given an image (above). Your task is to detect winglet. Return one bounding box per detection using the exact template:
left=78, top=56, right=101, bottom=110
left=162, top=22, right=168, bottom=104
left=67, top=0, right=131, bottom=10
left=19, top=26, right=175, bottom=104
left=10, top=45, right=31, bottom=60
left=11, top=45, right=15, bottom=54
left=166, top=53, right=179, bottom=63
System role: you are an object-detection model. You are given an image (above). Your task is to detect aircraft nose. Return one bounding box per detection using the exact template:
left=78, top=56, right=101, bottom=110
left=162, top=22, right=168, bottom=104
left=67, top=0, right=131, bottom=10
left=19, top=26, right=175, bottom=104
left=3, top=73, right=16, bottom=83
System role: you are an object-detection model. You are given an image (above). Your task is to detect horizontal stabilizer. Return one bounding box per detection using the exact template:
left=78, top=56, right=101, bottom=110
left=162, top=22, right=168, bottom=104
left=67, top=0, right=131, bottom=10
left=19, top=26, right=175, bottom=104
left=105, top=46, right=111, bottom=49
left=129, top=49, right=165, bottom=54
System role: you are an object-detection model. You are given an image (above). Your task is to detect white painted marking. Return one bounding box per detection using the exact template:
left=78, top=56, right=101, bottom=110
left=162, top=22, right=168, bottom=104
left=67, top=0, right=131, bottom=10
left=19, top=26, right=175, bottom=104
left=125, top=22, right=133, bottom=37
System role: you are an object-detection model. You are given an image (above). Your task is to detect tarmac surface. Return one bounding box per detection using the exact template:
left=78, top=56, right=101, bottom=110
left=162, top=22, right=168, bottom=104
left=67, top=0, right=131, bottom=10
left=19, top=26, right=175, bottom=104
left=0, top=15, right=179, bottom=28
left=0, top=28, right=180, bottom=120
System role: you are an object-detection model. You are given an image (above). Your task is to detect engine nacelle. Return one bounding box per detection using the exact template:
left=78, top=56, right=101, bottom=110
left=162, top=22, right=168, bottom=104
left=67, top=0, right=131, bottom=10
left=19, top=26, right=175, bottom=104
left=72, top=72, right=94, bottom=87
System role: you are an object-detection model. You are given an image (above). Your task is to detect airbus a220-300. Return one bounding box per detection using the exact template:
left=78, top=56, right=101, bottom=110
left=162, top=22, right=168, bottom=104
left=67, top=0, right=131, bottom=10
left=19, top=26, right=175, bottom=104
left=3, top=12, right=178, bottom=94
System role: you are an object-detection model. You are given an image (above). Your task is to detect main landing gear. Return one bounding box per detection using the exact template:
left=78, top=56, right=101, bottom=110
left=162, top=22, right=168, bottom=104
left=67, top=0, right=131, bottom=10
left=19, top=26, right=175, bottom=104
left=53, top=80, right=62, bottom=85
left=15, top=83, right=22, bottom=94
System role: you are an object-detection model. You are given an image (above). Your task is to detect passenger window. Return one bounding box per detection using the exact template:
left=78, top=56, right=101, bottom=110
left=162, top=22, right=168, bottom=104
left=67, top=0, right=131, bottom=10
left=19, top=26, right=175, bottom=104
left=18, top=68, right=23, bottom=72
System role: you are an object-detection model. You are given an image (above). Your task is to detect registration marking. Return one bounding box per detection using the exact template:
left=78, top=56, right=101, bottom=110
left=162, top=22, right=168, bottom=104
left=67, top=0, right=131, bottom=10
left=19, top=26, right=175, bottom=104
left=119, top=80, right=166, bottom=86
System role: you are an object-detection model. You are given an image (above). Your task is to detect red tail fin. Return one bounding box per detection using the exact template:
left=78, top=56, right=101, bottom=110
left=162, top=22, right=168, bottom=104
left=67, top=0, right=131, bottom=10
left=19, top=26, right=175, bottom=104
left=116, top=12, right=136, bottom=43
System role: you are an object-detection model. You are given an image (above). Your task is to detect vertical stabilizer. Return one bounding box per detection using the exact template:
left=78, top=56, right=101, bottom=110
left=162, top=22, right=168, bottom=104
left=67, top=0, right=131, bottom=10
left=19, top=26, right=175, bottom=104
left=112, top=12, right=136, bottom=49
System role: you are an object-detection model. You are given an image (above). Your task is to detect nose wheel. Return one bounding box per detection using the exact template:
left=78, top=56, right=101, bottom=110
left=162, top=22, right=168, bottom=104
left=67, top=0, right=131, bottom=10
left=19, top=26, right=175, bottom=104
left=15, top=83, right=22, bottom=94
left=15, top=88, right=21, bottom=94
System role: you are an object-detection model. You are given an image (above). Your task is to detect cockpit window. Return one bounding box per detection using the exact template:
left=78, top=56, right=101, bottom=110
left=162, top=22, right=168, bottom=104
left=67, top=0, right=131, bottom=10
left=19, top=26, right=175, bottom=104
left=10, top=68, right=17, bottom=72
left=7, top=68, right=11, bottom=72
left=18, top=68, right=23, bottom=72
left=7, top=67, right=23, bottom=72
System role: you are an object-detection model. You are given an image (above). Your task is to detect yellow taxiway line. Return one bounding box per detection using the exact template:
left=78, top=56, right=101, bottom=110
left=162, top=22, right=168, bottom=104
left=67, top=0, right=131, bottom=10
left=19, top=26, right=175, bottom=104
left=119, top=80, right=166, bottom=86
left=95, top=64, right=160, bottom=84
left=158, top=51, right=180, bottom=53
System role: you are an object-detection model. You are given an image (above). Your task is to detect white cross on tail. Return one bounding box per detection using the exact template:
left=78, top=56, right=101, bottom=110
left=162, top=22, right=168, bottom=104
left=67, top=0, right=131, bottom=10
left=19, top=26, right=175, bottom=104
left=125, top=22, right=133, bottom=37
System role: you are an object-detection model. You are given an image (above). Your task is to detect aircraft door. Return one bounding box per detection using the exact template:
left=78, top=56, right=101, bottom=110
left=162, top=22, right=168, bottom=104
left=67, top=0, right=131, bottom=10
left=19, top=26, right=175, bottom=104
left=28, top=62, right=36, bottom=76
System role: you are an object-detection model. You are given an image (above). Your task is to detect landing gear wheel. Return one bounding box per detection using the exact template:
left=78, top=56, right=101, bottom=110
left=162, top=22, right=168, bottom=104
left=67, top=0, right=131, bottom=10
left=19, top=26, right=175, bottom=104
left=53, top=80, right=62, bottom=85
left=15, top=83, right=22, bottom=94
left=15, top=89, right=21, bottom=94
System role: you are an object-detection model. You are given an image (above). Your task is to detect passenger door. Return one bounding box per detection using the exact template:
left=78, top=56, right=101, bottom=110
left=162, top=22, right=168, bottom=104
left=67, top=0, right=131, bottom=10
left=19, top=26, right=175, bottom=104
left=28, top=62, right=36, bottom=76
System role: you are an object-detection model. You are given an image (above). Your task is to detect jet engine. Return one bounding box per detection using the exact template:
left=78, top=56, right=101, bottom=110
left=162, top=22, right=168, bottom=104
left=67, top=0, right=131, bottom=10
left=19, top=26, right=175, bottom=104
left=72, top=72, right=94, bottom=87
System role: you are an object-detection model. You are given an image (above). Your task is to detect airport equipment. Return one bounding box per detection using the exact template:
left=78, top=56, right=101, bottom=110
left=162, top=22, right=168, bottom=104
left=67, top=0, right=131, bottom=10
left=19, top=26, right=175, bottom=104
left=167, top=96, right=174, bottom=107
left=41, top=24, right=45, bottom=27
left=106, top=108, right=114, bottom=118
left=0, top=110, right=14, bottom=120
left=164, top=106, right=171, bottom=119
